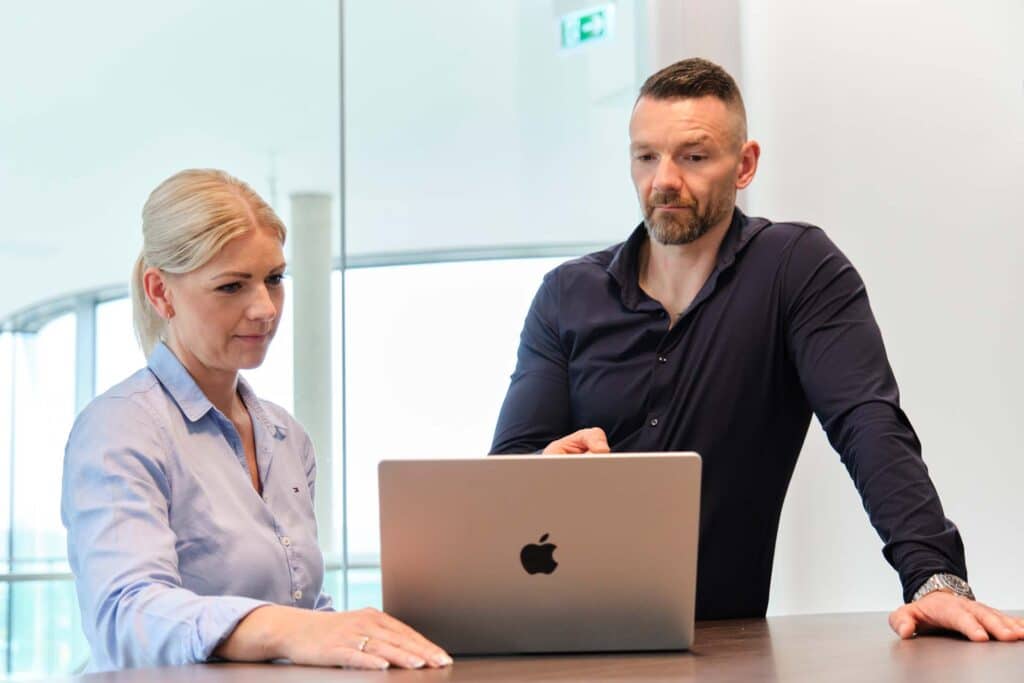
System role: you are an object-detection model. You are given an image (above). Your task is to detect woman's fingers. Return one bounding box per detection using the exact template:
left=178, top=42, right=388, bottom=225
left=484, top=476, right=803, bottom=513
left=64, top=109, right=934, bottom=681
left=359, top=608, right=453, bottom=667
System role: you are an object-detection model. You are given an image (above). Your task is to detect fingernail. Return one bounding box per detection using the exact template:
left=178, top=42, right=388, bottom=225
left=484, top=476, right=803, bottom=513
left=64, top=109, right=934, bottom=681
left=975, top=629, right=987, bottom=639
left=409, top=657, right=426, bottom=669
left=377, top=661, right=390, bottom=670
left=435, top=653, right=453, bottom=666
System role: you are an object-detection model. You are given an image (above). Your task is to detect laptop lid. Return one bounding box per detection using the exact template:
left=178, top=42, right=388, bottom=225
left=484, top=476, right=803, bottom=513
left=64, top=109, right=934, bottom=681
left=378, top=452, right=701, bottom=654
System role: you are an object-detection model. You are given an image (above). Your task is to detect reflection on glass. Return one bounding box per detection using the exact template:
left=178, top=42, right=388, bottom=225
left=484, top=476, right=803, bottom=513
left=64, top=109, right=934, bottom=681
left=1, top=333, right=12, bottom=570
left=0, top=566, right=7, bottom=673
left=347, top=568, right=383, bottom=611
left=95, top=298, right=145, bottom=397
left=344, top=257, right=570, bottom=563
left=11, top=315, right=76, bottom=564
left=7, top=580, right=88, bottom=677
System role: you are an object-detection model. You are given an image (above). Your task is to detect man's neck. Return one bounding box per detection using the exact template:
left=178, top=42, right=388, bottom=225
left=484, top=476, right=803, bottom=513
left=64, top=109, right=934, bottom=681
left=638, top=216, right=732, bottom=323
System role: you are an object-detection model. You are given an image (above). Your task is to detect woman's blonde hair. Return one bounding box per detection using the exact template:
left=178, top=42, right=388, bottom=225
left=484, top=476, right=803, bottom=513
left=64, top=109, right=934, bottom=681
left=131, top=169, right=287, bottom=356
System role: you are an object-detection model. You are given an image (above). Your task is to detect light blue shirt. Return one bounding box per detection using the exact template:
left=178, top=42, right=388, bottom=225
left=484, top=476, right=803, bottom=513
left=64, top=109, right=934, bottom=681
left=61, top=342, right=333, bottom=671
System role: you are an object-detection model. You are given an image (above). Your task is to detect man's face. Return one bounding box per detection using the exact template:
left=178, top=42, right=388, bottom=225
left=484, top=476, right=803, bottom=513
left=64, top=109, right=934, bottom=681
left=629, top=95, right=751, bottom=245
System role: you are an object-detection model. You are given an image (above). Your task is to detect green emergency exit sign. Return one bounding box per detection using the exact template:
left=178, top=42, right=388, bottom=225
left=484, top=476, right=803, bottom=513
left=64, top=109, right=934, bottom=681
left=560, top=5, right=614, bottom=50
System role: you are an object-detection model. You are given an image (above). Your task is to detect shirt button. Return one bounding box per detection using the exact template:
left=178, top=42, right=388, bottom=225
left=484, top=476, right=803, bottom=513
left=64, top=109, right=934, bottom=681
left=293, top=590, right=303, bottom=601
left=650, top=418, right=659, bottom=427
left=281, top=536, right=292, bottom=547
left=657, top=355, right=668, bottom=364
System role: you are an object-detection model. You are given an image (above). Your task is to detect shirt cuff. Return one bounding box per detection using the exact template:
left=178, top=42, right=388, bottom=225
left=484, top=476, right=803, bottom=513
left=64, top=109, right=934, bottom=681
left=194, top=597, right=272, bottom=663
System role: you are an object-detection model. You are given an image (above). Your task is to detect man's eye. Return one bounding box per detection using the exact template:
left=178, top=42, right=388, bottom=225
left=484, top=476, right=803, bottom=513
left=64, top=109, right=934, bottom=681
left=685, top=155, right=707, bottom=163
left=635, top=154, right=656, bottom=162
left=217, top=283, right=242, bottom=293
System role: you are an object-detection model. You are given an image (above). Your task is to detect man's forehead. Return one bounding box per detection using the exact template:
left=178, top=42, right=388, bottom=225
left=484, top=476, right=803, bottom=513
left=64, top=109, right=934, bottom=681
left=629, top=95, right=744, bottom=144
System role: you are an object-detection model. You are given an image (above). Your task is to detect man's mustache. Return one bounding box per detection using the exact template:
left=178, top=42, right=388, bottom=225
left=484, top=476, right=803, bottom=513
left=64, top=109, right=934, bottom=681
left=648, top=191, right=696, bottom=209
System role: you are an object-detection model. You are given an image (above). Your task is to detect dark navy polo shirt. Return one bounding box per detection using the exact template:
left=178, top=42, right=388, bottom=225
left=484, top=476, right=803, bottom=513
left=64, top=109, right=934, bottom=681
left=491, top=208, right=966, bottom=619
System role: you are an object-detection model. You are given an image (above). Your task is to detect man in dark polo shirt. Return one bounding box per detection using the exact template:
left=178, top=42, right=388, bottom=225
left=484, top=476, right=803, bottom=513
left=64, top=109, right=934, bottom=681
left=491, top=58, right=1023, bottom=641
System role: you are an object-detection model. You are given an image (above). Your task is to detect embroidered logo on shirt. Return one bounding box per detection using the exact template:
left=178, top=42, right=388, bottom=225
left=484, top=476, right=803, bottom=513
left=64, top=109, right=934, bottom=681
left=292, top=486, right=300, bottom=493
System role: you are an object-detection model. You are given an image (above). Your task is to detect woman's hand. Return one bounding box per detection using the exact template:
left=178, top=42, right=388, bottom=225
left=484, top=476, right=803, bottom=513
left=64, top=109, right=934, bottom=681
left=216, top=605, right=453, bottom=670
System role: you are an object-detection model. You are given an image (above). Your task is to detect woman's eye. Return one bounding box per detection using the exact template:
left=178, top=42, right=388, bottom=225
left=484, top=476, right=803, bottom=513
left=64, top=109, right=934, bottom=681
left=267, top=273, right=285, bottom=287
left=217, top=282, right=242, bottom=294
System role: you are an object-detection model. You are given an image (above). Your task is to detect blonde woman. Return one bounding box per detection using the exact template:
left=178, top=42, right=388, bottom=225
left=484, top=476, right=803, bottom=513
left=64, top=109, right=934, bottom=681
left=61, top=169, right=451, bottom=672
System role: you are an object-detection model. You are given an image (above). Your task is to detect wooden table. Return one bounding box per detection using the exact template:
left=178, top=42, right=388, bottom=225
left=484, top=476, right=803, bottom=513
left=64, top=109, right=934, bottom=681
left=53, top=612, right=1024, bottom=682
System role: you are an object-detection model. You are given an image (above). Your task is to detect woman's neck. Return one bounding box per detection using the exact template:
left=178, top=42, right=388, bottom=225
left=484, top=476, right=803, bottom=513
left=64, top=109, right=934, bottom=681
left=164, top=339, right=242, bottom=419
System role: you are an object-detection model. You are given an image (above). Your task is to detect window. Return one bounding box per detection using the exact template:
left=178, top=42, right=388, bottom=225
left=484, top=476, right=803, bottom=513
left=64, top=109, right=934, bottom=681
left=10, top=315, right=75, bottom=568
left=95, top=298, right=144, bottom=397
left=343, top=257, right=571, bottom=601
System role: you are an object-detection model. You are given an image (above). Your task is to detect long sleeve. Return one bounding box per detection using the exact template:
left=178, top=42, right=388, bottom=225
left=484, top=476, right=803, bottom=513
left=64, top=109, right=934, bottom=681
left=782, top=227, right=967, bottom=601
left=491, top=269, right=574, bottom=454
left=61, top=398, right=268, bottom=670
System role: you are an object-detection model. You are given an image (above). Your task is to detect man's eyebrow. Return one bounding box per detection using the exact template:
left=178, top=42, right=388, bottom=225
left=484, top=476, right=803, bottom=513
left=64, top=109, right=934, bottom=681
left=678, top=134, right=713, bottom=147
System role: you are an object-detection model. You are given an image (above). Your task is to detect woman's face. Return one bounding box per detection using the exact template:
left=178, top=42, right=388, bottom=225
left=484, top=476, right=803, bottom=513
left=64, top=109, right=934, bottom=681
left=161, top=224, right=286, bottom=379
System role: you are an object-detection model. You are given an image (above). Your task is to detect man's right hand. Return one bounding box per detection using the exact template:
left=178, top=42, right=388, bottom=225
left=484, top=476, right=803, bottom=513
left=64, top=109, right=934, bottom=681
left=542, top=427, right=610, bottom=454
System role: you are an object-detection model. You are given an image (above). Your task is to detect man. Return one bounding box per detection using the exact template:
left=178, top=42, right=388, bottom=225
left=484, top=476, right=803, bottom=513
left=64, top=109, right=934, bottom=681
left=491, top=58, right=1022, bottom=641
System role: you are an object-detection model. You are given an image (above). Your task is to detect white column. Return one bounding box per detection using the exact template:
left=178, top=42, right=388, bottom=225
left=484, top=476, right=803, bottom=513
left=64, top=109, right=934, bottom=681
left=290, top=192, right=336, bottom=556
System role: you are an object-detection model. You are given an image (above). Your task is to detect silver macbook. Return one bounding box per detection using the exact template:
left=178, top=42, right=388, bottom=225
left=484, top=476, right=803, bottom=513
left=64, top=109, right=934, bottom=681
left=378, top=452, right=701, bottom=655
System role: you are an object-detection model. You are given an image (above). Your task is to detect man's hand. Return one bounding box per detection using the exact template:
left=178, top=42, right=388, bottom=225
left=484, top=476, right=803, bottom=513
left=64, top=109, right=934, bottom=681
left=889, top=591, right=1024, bottom=642
left=542, top=427, right=610, bottom=454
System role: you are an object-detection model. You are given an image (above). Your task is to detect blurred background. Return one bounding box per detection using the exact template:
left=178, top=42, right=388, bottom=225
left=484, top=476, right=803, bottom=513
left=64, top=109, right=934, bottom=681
left=0, top=0, right=1021, bottom=677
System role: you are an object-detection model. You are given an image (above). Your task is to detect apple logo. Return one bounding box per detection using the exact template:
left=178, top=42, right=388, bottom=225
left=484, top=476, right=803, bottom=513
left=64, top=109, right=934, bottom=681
left=520, top=533, right=558, bottom=574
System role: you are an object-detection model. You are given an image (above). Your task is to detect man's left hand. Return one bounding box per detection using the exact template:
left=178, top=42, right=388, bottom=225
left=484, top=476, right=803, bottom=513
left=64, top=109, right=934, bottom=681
left=889, top=591, right=1024, bottom=642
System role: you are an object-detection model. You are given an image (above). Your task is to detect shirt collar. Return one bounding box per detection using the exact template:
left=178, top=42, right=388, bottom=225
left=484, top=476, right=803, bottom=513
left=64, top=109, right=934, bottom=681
left=147, top=342, right=287, bottom=438
left=148, top=342, right=214, bottom=423
left=605, top=207, right=769, bottom=310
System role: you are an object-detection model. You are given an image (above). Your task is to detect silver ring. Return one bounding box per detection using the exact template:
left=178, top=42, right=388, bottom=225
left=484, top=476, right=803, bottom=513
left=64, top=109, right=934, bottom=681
left=357, top=636, right=370, bottom=652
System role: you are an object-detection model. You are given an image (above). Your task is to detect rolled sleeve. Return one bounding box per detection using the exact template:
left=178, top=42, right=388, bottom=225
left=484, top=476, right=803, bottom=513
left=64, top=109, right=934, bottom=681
left=62, top=398, right=269, bottom=670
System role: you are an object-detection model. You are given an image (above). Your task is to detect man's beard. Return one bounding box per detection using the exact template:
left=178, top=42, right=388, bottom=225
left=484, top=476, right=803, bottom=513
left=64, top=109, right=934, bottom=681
left=642, top=189, right=734, bottom=246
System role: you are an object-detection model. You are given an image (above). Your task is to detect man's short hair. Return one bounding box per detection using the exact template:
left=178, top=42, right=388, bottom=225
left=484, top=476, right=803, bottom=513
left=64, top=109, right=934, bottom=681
left=637, top=58, right=747, bottom=144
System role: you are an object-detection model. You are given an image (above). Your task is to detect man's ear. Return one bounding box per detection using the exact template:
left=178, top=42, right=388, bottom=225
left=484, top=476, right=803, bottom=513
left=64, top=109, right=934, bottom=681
left=735, top=139, right=761, bottom=190
left=143, top=267, right=175, bottom=320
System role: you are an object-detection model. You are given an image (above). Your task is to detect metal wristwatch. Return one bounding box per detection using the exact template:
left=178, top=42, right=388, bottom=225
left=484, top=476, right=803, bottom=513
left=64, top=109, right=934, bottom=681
left=911, top=573, right=975, bottom=602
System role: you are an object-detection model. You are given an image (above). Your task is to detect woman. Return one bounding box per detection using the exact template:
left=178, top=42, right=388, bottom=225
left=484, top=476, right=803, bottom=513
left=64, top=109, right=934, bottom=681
left=61, top=169, right=451, bottom=672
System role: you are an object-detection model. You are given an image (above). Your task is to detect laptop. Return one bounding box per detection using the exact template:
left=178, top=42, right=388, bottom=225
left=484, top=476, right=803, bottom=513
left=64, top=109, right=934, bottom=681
left=378, top=452, right=701, bottom=654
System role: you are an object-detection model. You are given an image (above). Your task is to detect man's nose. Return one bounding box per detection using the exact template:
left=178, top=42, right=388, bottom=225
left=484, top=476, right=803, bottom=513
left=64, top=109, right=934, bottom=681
left=652, top=157, right=684, bottom=192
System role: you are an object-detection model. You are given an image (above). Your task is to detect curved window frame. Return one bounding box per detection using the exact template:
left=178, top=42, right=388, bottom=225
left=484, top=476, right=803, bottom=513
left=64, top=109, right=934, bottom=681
left=0, top=243, right=605, bottom=674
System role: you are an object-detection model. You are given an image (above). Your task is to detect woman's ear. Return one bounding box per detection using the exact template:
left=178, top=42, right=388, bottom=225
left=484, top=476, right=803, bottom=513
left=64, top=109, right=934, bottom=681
left=143, top=267, right=175, bottom=320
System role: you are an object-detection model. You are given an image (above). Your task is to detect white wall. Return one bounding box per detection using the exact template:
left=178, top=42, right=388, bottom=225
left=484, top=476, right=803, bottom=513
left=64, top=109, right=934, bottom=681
left=738, top=0, right=1024, bottom=614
